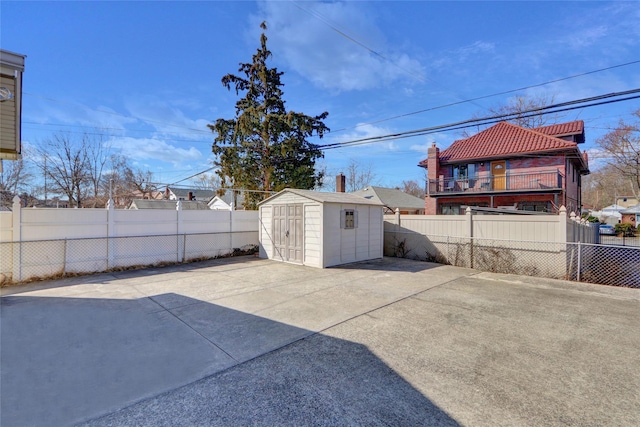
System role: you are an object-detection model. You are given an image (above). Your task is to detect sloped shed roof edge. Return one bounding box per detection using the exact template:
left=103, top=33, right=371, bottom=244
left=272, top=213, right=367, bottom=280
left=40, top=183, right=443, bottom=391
left=258, top=189, right=384, bottom=206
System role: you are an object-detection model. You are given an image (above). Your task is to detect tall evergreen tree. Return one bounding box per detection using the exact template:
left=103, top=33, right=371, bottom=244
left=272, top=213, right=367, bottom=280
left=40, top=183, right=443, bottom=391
left=209, top=22, right=328, bottom=209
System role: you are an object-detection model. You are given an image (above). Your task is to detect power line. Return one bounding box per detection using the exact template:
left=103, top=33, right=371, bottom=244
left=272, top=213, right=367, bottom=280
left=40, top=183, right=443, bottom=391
left=160, top=90, right=638, bottom=186
left=318, top=89, right=640, bottom=150
left=329, top=60, right=640, bottom=133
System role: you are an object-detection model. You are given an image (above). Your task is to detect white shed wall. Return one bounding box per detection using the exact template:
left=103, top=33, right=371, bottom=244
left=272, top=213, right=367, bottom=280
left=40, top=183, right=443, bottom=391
left=323, top=204, right=383, bottom=268
left=259, top=192, right=383, bottom=268
left=304, top=204, right=322, bottom=267
left=259, top=205, right=273, bottom=259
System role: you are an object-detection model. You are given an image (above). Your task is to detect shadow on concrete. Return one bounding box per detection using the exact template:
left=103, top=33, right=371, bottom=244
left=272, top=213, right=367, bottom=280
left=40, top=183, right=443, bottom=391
left=1, top=292, right=459, bottom=426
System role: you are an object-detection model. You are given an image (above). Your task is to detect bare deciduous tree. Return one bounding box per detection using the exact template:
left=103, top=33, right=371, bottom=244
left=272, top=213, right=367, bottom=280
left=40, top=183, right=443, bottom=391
left=0, top=158, right=33, bottom=207
left=345, top=159, right=376, bottom=192
left=125, top=167, right=156, bottom=200
left=33, top=133, right=90, bottom=208
left=461, top=93, right=559, bottom=137
left=596, top=108, right=640, bottom=199
left=85, top=133, right=111, bottom=207
left=401, top=179, right=425, bottom=199
left=193, top=172, right=221, bottom=190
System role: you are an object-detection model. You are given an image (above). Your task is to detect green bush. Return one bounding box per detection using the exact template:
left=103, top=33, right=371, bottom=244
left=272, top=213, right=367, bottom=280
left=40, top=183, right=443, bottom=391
left=614, top=223, right=636, bottom=237
left=581, top=213, right=599, bottom=222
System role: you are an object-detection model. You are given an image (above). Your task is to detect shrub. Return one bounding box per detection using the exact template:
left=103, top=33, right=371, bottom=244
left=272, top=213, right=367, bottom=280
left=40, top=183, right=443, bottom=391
left=614, top=223, right=636, bottom=237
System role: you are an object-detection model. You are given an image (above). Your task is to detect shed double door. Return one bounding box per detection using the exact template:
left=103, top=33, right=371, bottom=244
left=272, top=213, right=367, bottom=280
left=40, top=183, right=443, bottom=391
left=272, top=204, right=303, bottom=264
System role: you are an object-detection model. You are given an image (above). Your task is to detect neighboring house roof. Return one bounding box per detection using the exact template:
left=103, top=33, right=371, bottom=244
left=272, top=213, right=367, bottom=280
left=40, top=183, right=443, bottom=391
left=131, top=190, right=164, bottom=200
left=534, top=120, right=585, bottom=141
left=259, top=189, right=384, bottom=206
left=601, top=204, right=625, bottom=212
left=167, top=187, right=215, bottom=201
left=420, top=121, right=588, bottom=169
left=129, top=199, right=210, bottom=210
left=351, top=186, right=424, bottom=211
left=621, top=204, right=640, bottom=214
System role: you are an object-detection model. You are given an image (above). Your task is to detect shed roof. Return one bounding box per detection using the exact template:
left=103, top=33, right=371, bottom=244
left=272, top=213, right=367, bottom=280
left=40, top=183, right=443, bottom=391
left=351, top=186, right=424, bottom=210
left=259, top=189, right=384, bottom=206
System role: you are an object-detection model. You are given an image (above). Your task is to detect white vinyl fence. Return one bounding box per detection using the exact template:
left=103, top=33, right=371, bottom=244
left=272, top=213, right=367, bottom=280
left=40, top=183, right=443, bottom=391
left=383, top=207, right=639, bottom=288
left=0, top=197, right=259, bottom=283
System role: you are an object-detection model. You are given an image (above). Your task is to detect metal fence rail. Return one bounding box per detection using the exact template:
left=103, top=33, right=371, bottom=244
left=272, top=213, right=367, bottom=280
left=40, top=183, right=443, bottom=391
left=0, top=231, right=258, bottom=284
left=384, top=231, right=640, bottom=288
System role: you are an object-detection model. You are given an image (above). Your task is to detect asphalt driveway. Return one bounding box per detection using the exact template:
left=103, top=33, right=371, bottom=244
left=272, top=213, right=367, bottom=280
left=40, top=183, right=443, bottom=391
left=1, top=256, right=639, bottom=426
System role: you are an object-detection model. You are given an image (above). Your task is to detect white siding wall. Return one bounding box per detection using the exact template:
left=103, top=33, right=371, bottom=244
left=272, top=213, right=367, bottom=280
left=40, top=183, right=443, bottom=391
left=324, top=204, right=383, bottom=268
left=304, top=204, right=322, bottom=268
left=323, top=204, right=342, bottom=267
left=259, top=205, right=273, bottom=259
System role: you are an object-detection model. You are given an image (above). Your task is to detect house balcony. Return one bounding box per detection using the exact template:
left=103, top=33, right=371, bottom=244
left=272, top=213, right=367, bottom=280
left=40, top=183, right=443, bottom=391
left=428, top=170, right=563, bottom=196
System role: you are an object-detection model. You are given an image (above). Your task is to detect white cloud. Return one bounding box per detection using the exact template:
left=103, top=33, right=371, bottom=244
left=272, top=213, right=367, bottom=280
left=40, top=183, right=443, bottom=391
left=332, top=123, right=398, bottom=151
left=26, top=99, right=137, bottom=131
left=124, top=96, right=211, bottom=140
left=255, top=1, right=424, bottom=91
left=410, top=132, right=456, bottom=155
left=109, top=136, right=203, bottom=167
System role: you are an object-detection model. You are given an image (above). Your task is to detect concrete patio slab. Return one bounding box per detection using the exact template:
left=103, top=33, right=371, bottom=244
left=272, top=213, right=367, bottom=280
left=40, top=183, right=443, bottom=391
left=2, top=256, right=638, bottom=427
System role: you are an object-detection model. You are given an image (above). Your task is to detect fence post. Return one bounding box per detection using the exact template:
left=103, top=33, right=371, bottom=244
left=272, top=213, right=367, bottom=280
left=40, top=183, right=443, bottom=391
left=176, top=200, right=183, bottom=262
left=558, top=206, right=567, bottom=242
left=106, top=199, right=115, bottom=269
left=12, top=195, right=22, bottom=282
left=577, top=241, right=582, bottom=282
left=466, top=207, right=473, bottom=268
left=229, top=210, right=234, bottom=255
left=558, top=206, right=568, bottom=279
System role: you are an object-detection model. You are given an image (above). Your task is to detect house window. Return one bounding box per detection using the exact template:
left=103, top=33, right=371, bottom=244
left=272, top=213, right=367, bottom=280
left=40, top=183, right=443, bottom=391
left=520, top=202, right=551, bottom=212
left=441, top=204, right=461, bottom=215
left=453, top=163, right=477, bottom=180
left=341, top=209, right=357, bottom=229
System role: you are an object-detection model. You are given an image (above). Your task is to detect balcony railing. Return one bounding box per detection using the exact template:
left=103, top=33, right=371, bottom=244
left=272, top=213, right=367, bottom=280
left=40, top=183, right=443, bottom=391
left=428, top=170, right=563, bottom=195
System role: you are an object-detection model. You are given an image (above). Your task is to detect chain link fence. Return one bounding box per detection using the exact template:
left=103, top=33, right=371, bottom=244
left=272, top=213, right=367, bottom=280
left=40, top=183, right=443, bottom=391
left=599, top=235, right=640, bottom=247
left=0, top=231, right=258, bottom=285
left=385, top=231, right=640, bottom=288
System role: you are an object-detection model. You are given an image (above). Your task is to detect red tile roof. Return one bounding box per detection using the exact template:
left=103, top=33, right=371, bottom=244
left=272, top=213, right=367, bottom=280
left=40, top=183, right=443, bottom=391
left=427, top=121, right=584, bottom=165
left=534, top=120, right=584, bottom=137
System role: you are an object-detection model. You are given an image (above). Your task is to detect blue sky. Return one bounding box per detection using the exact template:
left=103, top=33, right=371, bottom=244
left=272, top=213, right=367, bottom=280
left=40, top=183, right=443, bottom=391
left=3, top=1, right=640, bottom=190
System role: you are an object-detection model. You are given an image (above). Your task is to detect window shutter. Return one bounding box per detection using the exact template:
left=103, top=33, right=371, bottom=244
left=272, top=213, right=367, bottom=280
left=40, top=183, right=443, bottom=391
left=340, top=209, right=346, bottom=229
left=354, top=210, right=359, bottom=228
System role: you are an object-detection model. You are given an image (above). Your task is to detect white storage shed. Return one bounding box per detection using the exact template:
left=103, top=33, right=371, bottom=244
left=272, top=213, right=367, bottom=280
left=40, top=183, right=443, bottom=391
left=258, top=189, right=384, bottom=268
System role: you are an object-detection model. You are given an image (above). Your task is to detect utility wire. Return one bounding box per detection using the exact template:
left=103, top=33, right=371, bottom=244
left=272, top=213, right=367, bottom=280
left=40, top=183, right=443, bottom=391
left=160, top=90, right=639, bottom=185
left=319, top=89, right=640, bottom=150
left=329, top=60, right=640, bottom=133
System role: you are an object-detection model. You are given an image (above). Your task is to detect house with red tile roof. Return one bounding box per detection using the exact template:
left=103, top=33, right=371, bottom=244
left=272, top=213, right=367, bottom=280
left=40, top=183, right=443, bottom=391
left=418, top=120, right=590, bottom=215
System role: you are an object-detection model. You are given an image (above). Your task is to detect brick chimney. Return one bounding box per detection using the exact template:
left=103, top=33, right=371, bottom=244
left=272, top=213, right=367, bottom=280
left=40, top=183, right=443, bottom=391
left=425, top=143, right=440, bottom=215
left=188, top=191, right=193, bottom=201
left=336, top=173, right=346, bottom=193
